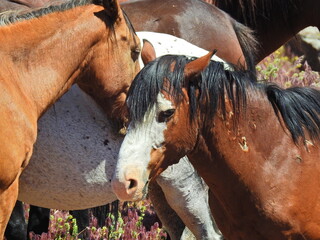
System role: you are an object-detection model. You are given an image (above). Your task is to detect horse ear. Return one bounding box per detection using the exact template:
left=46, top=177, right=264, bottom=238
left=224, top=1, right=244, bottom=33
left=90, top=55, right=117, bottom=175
left=141, top=39, right=156, bottom=65
left=102, top=0, right=120, bottom=20
left=184, top=50, right=217, bottom=80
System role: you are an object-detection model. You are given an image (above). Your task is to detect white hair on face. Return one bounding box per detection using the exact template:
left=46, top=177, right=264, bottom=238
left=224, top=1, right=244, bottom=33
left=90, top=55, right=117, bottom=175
left=115, top=32, right=219, bottom=197
left=113, top=93, right=173, bottom=190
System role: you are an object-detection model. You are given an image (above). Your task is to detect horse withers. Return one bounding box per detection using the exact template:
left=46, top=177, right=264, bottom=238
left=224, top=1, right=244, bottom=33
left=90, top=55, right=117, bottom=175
left=0, top=0, right=140, bottom=237
left=0, top=0, right=258, bottom=71
left=112, top=50, right=320, bottom=239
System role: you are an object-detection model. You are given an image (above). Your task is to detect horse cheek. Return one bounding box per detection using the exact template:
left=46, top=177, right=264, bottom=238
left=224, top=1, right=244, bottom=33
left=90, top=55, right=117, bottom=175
left=164, top=112, right=196, bottom=156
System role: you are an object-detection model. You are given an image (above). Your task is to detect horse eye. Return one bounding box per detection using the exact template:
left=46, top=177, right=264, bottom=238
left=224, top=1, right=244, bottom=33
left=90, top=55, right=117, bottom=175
left=158, top=109, right=175, bottom=123
left=131, top=48, right=141, bottom=61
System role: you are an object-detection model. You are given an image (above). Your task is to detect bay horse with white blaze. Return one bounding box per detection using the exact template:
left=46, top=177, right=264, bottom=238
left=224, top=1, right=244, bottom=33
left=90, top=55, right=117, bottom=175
left=112, top=51, right=320, bottom=239
left=0, top=0, right=140, bottom=237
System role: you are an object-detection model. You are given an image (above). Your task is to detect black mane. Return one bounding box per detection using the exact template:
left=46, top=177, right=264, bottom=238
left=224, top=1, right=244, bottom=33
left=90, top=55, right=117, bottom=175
left=266, top=85, right=320, bottom=143
left=0, top=0, right=133, bottom=29
left=127, top=54, right=320, bottom=144
left=215, top=0, right=301, bottom=30
left=0, top=0, right=91, bottom=26
left=0, top=0, right=137, bottom=44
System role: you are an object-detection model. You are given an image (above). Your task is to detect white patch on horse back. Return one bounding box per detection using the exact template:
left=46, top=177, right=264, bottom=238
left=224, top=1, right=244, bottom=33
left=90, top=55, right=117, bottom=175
left=137, top=31, right=230, bottom=69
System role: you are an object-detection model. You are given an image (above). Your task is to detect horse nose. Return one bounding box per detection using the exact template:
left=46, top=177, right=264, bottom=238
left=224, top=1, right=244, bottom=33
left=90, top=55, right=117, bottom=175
left=111, top=178, right=138, bottom=201
left=111, top=169, right=141, bottom=201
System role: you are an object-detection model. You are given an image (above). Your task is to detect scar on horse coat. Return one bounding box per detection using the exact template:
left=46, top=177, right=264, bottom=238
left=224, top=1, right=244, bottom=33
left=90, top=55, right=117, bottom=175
left=11, top=33, right=225, bottom=240
left=112, top=51, right=320, bottom=239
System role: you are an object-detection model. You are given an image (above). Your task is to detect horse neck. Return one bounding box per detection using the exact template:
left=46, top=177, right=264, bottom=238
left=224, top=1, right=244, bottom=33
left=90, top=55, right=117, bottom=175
left=305, top=0, right=320, bottom=29
left=0, top=4, right=107, bottom=118
left=188, top=88, right=320, bottom=239
left=188, top=89, right=293, bottom=209
left=256, top=0, right=318, bottom=60
left=219, top=0, right=318, bottom=61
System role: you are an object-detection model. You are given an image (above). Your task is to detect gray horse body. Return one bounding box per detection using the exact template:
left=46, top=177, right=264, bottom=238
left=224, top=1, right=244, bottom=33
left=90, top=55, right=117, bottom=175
left=19, top=84, right=120, bottom=209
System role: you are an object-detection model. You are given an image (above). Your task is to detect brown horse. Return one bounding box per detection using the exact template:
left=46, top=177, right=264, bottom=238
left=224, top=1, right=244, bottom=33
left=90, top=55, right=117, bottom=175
left=112, top=51, right=320, bottom=239
left=0, top=0, right=127, bottom=10
left=214, top=0, right=320, bottom=62
left=0, top=0, right=258, bottom=71
left=121, top=0, right=258, bottom=70
left=0, top=0, right=140, bottom=237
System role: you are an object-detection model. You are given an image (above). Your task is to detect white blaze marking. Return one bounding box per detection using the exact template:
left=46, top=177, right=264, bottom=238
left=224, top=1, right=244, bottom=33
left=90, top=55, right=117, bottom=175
left=115, top=93, right=173, bottom=183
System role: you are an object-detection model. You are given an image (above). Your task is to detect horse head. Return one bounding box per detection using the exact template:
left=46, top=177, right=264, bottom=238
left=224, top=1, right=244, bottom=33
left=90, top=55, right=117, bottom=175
left=111, top=52, right=214, bottom=201
left=76, top=0, right=141, bottom=130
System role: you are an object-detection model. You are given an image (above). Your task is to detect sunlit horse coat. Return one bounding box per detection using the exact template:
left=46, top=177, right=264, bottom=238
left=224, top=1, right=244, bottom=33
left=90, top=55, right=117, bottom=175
left=18, top=32, right=224, bottom=240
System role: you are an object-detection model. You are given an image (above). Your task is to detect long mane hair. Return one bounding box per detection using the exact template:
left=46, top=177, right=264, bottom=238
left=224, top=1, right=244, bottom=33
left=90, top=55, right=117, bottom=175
left=0, top=0, right=135, bottom=34
left=127, top=54, right=320, bottom=144
left=0, top=0, right=137, bottom=46
left=0, top=0, right=93, bottom=25
left=215, top=0, right=301, bottom=29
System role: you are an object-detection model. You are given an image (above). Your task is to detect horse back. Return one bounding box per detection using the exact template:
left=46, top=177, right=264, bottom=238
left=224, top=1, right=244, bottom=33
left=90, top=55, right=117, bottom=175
left=122, top=0, right=249, bottom=66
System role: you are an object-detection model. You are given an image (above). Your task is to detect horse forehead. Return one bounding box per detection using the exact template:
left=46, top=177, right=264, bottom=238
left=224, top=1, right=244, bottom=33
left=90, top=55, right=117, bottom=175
left=138, top=93, right=173, bottom=124
left=157, top=93, right=174, bottom=110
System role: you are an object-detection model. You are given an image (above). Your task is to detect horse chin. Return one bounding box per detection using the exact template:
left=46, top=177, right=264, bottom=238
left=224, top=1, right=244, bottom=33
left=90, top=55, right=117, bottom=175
left=128, top=182, right=150, bottom=202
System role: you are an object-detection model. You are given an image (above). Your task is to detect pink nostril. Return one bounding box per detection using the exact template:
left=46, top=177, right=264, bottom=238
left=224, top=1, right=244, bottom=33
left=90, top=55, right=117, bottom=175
left=111, top=168, right=146, bottom=201
left=128, top=179, right=137, bottom=190
left=111, top=177, right=139, bottom=201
